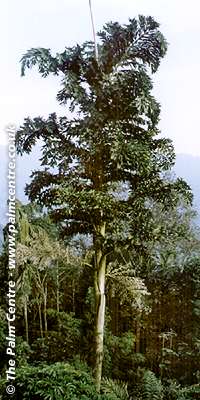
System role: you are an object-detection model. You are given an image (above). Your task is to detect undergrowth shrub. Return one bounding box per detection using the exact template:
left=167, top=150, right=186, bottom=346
left=142, top=370, right=163, bottom=400
left=101, top=378, right=131, bottom=400
left=0, top=361, right=133, bottom=400
left=164, top=379, right=200, bottom=400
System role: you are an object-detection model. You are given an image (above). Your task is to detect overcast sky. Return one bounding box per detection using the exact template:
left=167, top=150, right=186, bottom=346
left=0, top=0, right=200, bottom=156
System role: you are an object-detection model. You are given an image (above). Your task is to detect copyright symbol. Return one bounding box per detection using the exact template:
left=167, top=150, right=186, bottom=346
left=6, top=385, right=15, bottom=395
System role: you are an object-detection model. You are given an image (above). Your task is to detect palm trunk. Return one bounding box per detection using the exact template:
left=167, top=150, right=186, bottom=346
left=56, top=261, right=60, bottom=314
left=56, top=263, right=62, bottom=332
left=136, top=319, right=141, bottom=353
left=44, top=283, right=48, bottom=336
left=24, top=296, right=29, bottom=344
left=94, top=222, right=106, bottom=392
left=38, top=301, right=43, bottom=338
left=72, top=280, right=76, bottom=313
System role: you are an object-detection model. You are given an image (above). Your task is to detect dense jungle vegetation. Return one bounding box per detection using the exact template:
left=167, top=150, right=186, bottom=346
left=0, top=15, right=200, bottom=400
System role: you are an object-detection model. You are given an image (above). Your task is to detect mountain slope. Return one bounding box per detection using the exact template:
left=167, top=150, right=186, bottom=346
left=175, top=154, right=200, bottom=219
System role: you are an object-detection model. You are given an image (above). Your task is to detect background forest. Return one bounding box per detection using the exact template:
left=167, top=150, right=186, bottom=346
left=0, top=14, right=200, bottom=400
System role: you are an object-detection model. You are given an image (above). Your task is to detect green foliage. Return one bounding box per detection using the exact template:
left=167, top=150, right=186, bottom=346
left=117, top=332, right=136, bottom=357
left=103, top=330, right=145, bottom=380
left=0, top=308, right=6, bottom=371
left=30, top=312, right=82, bottom=362
left=0, top=308, right=6, bottom=352
left=0, top=362, right=133, bottom=400
left=101, top=378, right=131, bottom=400
left=12, top=11, right=199, bottom=395
left=16, top=15, right=192, bottom=250
left=16, top=337, right=32, bottom=367
left=142, top=370, right=163, bottom=400
left=164, top=380, right=200, bottom=400
left=164, top=380, right=183, bottom=400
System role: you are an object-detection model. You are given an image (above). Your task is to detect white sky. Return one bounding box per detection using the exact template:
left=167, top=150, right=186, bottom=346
left=0, top=0, right=200, bottom=155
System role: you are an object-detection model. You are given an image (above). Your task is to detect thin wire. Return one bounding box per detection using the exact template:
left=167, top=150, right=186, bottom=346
left=88, top=0, right=98, bottom=61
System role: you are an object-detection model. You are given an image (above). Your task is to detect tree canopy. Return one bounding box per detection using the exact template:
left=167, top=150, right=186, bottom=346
left=15, top=15, right=193, bottom=391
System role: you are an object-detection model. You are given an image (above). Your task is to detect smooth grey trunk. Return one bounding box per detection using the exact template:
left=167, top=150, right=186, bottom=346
left=56, top=261, right=60, bottom=314
left=44, top=282, right=48, bottom=336
left=136, top=320, right=141, bottom=353
left=72, top=279, right=76, bottom=313
left=38, top=301, right=43, bottom=338
left=94, top=222, right=106, bottom=392
left=56, top=262, right=62, bottom=332
left=89, top=2, right=104, bottom=391
left=24, top=296, right=29, bottom=344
